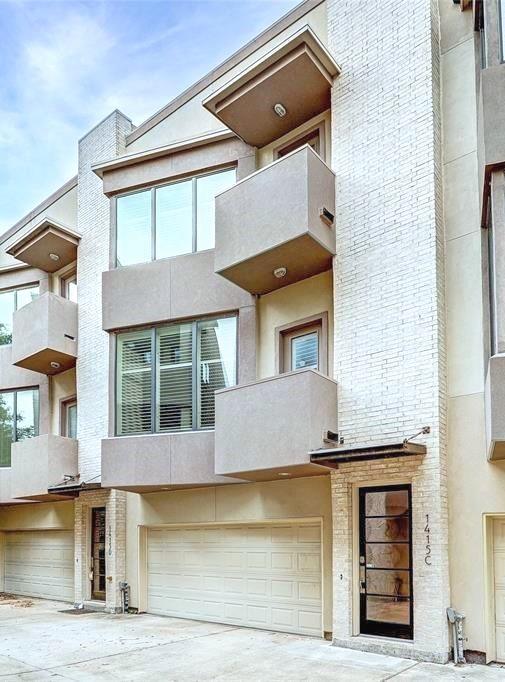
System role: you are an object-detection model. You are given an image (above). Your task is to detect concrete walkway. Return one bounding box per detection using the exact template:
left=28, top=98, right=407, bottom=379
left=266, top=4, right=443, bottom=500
left=0, top=598, right=503, bottom=681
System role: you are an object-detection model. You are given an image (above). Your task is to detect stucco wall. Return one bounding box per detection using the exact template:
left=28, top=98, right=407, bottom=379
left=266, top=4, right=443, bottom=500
left=257, top=271, right=333, bottom=379
left=50, top=368, right=76, bottom=435
left=0, top=500, right=74, bottom=531
left=125, top=476, right=333, bottom=631
left=440, top=2, right=502, bottom=655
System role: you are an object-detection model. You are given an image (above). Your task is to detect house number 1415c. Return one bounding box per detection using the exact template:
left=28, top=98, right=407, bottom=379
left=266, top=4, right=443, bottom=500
left=424, top=514, right=432, bottom=566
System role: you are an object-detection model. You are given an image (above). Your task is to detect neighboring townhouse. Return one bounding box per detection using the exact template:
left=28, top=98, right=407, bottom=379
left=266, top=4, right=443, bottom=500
left=0, top=0, right=503, bottom=666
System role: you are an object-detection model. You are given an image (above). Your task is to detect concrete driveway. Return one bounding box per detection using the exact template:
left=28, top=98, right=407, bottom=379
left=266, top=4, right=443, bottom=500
left=0, top=597, right=503, bottom=681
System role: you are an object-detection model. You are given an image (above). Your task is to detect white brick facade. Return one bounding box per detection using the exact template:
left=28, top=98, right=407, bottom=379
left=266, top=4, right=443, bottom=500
left=76, top=111, right=132, bottom=482
left=327, top=0, right=449, bottom=662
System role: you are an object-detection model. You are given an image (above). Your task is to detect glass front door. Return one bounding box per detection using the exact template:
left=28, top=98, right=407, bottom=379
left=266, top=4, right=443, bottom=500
left=91, top=507, right=106, bottom=601
left=359, top=485, right=413, bottom=639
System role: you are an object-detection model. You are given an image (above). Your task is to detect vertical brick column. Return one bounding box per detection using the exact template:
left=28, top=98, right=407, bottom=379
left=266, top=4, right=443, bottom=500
left=74, top=489, right=127, bottom=612
left=76, top=110, right=132, bottom=483
left=327, top=0, right=449, bottom=662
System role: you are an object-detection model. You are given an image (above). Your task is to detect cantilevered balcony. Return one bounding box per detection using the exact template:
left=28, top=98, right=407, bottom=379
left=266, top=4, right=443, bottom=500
left=214, top=369, right=338, bottom=481
left=12, top=292, right=77, bottom=375
left=10, top=434, right=78, bottom=501
left=485, top=354, right=505, bottom=460
left=203, top=27, right=340, bottom=148
left=214, top=145, right=336, bottom=295
left=101, top=431, right=243, bottom=493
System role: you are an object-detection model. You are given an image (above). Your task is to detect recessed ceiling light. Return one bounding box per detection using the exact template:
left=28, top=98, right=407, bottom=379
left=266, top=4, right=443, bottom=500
left=50, top=361, right=61, bottom=369
left=273, top=267, right=287, bottom=279
left=49, top=253, right=60, bottom=262
left=273, top=103, right=287, bottom=118
left=278, top=472, right=291, bottom=477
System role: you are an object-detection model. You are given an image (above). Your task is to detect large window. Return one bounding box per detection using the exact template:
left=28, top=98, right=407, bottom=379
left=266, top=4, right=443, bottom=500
left=116, top=316, right=237, bottom=435
left=0, top=388, right=39, bottom=467
left=116, top=168, right=236, bottom=267
left=0, top=285, right=39, bottom=345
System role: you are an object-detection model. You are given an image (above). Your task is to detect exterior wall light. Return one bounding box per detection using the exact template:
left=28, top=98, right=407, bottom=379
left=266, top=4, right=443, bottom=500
left=273, top=267, right=287, bottom=279
left=273, top=103, right=287, bottom=118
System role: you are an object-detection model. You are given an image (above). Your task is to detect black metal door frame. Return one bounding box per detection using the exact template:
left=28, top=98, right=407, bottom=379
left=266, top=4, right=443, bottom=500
left=91, top=507, right=106, bottom=601
left=359, top=484, right=413, bottom=640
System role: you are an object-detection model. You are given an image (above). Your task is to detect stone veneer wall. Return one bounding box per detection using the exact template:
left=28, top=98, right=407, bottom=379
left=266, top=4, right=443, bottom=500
left=328, top=0, right=449, bottom=662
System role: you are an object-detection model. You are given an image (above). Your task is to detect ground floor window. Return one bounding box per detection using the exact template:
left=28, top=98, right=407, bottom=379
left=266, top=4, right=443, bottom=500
left=359, top=484, right=413, bottom=640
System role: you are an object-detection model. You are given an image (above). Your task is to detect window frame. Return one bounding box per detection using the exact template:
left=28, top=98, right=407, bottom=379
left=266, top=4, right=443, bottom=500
left=275, top=312, right=328, bottom=375
left=114, top=313, right=238, bottom=437
left=0, top=386, right=40, bottom=468
left=273, top=123, right=326, bottom=161
left=60, top=396, right=77, bottom=439
left=114, top=166, right=236, bottom=268
left=60, top=271, right=77, bottom=301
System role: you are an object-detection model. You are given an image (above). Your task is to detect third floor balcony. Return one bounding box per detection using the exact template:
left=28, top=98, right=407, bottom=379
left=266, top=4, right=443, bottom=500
left=214, top=145, right=336, bottom=295
left=12, top=292, right=77, bottom=375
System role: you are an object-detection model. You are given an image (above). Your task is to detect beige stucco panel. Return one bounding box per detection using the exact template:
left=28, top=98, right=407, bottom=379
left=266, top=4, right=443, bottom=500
left=0, top=499, right=74, bottom=530
left=447, top=392, right=505, bottom=652
left=441, top=38, right=478, bottom=166
left=257, top=270, right=333, bottom=378
left=125, top=475, right=332, bottom=630
left=445, top=231, right=485, bottom=397
left=50, top=368, right=76, bottom=434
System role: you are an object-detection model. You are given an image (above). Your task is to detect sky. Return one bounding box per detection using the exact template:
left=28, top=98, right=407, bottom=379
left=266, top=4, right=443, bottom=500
left=0, top=0, right=300, bottom=232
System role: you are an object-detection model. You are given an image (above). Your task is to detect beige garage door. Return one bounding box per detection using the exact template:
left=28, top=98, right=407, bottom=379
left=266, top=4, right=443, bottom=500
left=147, top=522, right=322, bottom=636
left=4, top=531, right=74, bottom=602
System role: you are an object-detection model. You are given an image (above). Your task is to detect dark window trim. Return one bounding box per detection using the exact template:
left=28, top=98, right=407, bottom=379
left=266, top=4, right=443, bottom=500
left=359, top=484, right=414, bottom=641
left=60, top=396, right=77, bottom=438
left=115, top=312, right=238, bottom=437
left=114, top=165, right=236, bottom=268
left=273, top=122, right=326, bottom=161
left=275, top=312, right=329, bottom=375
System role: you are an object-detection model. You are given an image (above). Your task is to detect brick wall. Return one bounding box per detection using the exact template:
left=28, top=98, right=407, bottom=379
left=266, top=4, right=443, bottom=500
left=327, top=0, right=449, bottom=661
left=74, top=488, right=126, bottom=611
left=76, top=111, right=132, bottom=482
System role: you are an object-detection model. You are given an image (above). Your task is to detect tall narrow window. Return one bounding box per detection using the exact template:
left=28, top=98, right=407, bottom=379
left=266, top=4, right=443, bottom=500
left=117, top=331, right=153, bottom=435
left=0, top=285, right=39, bottom=345
left=61, top=398, right=77, bottom=439
left=197, top=317, right=237, bottom=428
left=116, top=190, right=152, bottom=266
left=196, top=169, right=236, bottom=251
left=61, top=273, right=77, bottom=303
left=116, top=316, right=237, bottom=435
left=116, top=168, right=235, bottom=266
left=0, top=388, right=39, bottom=467
left=157, top=322, right=193, bottom=432
left=156, top=180, right=193, bottom=259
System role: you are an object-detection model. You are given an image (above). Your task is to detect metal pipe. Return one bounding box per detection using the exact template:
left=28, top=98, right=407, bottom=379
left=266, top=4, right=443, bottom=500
left=447, top=607, right=466, bottom=664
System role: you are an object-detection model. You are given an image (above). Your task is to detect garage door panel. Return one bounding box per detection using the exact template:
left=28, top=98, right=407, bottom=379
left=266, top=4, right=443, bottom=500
left=147, top=522, right=322, bottom=636
left=4, top=531, right=74, bottom=602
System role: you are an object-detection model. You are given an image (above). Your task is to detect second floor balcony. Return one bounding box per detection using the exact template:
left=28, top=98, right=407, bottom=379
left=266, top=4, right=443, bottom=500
left=214, top=369, right=338, bottom=481
left=12, top=292, right=77, bottom=375
left=214, top=145, right=336, bottom=295
left=10, top=434, right=78, bottom=501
